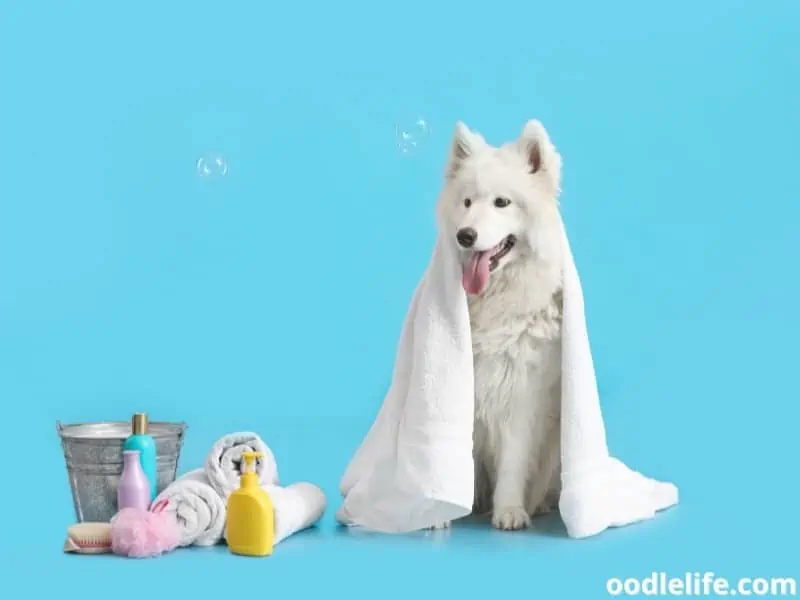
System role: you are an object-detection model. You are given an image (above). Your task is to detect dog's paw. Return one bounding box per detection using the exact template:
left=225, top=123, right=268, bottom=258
left=533, top=503, right=552, bottom=516
left=426, top=521, right=451, bottom=530
left=533, top=498, right=559, bottom=516
left=492, top=506, right=531, bottom=531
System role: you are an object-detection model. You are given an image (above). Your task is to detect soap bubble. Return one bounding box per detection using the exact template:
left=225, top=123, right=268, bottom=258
left=196, top=152, right=228, bottom=179
left=395, top=117, right=430, bottom=155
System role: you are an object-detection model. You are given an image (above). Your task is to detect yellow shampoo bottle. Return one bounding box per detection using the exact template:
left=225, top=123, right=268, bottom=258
left=226, top=451, right=275, bottom=557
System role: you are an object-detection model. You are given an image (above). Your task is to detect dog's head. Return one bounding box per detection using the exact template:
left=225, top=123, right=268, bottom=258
left=436, top=120, right=563, bottom=296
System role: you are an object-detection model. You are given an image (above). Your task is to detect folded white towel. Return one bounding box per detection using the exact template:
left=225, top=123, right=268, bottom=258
left=154, top=469, right=226, bottom=547
left=204, top=431, right=279, bottom=498
left=337, top=218, right=678, bottom=538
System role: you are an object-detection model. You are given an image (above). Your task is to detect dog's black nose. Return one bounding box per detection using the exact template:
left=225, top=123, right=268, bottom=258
left=456, top=227, right=478, bottom=248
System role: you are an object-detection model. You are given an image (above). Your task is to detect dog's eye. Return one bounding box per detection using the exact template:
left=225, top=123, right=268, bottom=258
left=494, top=197, right=511, bottom=208
left=464, top=198, right=472, bottom=208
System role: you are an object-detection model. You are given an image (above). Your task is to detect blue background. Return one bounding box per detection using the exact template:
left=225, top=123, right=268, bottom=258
left=1, top=0, right=798, bottom=597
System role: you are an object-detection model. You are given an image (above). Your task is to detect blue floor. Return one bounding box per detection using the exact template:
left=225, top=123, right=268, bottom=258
left=14, top=414, right=800, bottom=597
left=2, top=1, right=799, bottom=597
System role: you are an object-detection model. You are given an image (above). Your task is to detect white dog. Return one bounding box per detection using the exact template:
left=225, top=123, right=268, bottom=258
left=436, top=120, right=565, bottom=531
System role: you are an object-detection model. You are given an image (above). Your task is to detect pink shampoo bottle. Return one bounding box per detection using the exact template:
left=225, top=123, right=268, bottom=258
left=117, top=450, right=151, bottom=511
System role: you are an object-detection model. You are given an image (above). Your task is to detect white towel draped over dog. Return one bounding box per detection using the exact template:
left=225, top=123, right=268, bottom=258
left=337, top=222, right=678, bottom=538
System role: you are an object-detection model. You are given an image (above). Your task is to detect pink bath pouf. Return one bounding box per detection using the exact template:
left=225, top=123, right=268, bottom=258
left=110, top=503, right=180, bottom=558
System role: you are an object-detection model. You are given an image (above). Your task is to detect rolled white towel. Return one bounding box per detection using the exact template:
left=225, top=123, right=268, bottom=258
left=218, top=483, right=326, bottom=545
left=204, top=432, right=278, bottom=497
left=158, top=433, right=326, bottom=549
left=154, top=469, right=226, bottom=547
left=263, top=483, right=327, bottom=544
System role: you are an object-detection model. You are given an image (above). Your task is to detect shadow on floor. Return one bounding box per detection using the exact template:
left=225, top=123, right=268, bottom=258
left=331, top=510, right=569, bottom=544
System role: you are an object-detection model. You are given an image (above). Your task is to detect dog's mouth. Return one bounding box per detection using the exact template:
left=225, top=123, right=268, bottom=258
left=462, top=234, right=517, bottom=296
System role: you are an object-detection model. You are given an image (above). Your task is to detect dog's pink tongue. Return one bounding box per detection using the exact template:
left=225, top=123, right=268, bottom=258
left=462, top=251, right=491, bottom=295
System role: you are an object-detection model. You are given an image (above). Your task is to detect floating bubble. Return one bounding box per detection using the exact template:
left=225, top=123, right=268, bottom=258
left=395, top=117, right=430, bottom=155
left=196, top=152, right=228, bottom=179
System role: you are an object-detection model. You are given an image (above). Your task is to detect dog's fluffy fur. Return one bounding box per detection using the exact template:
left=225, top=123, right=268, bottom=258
left=436, top=120, right=565, bottom=530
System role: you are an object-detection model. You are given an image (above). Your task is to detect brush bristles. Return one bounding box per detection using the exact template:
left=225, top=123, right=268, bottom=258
left=66, top=523, right=112, bottom=553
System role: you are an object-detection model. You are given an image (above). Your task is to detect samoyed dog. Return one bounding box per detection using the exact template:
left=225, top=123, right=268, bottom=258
left=436, top=120, right=565, bottom=530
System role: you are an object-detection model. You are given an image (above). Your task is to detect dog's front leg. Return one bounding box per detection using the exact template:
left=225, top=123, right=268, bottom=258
left=528, top=423, right=560, bottom=516
left=491, top=421, right=533, bottom=531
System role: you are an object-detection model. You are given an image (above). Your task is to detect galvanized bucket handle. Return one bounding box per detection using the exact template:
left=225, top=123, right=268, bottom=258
left=56, top=420, right=188, bottom=435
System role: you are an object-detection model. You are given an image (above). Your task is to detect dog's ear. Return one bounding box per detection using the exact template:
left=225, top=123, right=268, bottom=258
left=446, top=121, right=485, bottom=179
left=517, top=120, right=562, bottom=192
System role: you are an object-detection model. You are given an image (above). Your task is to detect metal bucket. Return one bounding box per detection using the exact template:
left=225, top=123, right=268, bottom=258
left=57, top=420, right=187, bottom=523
